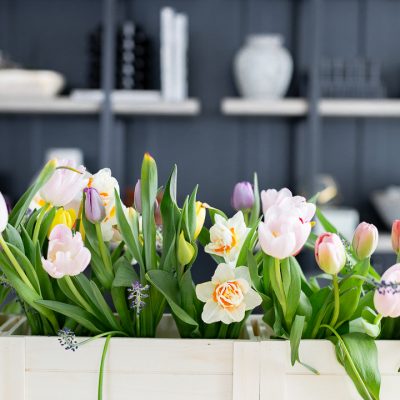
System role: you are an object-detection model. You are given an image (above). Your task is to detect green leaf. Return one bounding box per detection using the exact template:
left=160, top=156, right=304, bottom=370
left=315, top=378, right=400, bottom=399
left=37, top=300, right=103, bottom=334
left=114, top=191, right=144, bottom=269
left=249, top=172, right=260, bottom=228
left=4, top=224, right=24, bottom=252
left=337, top=259, right=370, bottom=326
left=247, top=251, right=263, bottom=292
left=282, top=257, right=301, bottom=325
left=186, top=186, right=198, bottom=241
left=146, top=269, right=199, bottom=329
left=236, top=220, right=260, bottom=267
left=141, top=153, right=158, bottom=269
left=207, top=207, right=227, bottom=224
left=330, top=332, right=380, bottom=400
left=290, top=315, right=319, bottom=374
left=113, top=257, right=139, bottom=287
left=349, top=307, right=380, bottom=338
left=111, top=286, right=133, bottom=335
left=9, top=160, right=56, bottom=227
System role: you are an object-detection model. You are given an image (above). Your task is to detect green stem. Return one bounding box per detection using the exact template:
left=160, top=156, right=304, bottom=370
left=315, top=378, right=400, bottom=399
left=329, top=274, right=340, bottom=328
left=95, top=223, right=113, bottom=274
left=32, top=204, right=50, bottom=244
left=98, top=335, right=111, bottom=400
left=0, top=234, right=35, bottom=291
left=64, top=276, right=95, bottom=314
left=321, top=324, right=374, bottom=400
left=274, top=257, right=287, bottom=316
left=218, top=323, right=229, bottom=339
left=136, top=312, right=141, bottom=337
left=78, top=331, right=128, bottom=347
left=397, top=252, right=400, bottom=264
left=374, top=313, right=383, bottom=325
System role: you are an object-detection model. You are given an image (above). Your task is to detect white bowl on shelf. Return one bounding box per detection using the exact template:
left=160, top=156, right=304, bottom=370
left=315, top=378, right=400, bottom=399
left=372, top=187, right=400, bottom=229
left=0, top=69, right=64, bottom=98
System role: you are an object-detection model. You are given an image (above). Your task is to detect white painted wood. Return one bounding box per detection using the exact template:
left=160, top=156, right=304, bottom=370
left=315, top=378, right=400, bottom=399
left=0, top=98, right=200, bottom=115
left=0, top=337, right=25, bottom=399
left=320, top=99, right=400, bottom=117
left=260, top=340, right=400, bottom=400
left=221, top=98, right=308, bottom=116
left=221, top=97, right=400, bottom=118
left=233, top=341, right=259, bottom=400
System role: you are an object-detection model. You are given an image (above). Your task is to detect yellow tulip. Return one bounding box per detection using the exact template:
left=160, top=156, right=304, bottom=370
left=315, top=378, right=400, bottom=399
left=48, top=208, right=77, bottom=237
left=194, top=202, right=207, bottom=239
left=178, top=231, right=195, bottom=266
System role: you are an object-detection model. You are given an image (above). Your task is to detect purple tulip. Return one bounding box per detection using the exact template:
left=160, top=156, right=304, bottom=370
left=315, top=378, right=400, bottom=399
left=84, top=187, right=106, bottom=224
left=231, top=181, right=254, bottom=211
left=134, top=180, right=142, bottom=213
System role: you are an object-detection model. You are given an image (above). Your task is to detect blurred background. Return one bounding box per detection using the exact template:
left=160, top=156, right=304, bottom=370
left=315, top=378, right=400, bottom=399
left=0, top=0, right=399, bottom=277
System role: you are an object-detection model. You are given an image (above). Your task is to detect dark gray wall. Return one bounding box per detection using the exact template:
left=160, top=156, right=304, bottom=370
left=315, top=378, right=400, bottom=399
left=1, top=0, right=400, bottom=228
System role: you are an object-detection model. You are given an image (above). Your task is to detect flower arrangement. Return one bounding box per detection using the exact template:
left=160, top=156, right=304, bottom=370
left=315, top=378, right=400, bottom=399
left=0, top=153, right=399, bottom=400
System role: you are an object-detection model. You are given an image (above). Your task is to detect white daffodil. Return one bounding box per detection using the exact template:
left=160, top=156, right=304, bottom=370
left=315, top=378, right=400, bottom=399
left=196, top=263, right=262, bottom=324
left=205, top=211, right=249, bottom=265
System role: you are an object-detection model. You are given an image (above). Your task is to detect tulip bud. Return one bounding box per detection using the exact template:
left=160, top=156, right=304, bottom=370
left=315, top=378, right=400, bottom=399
left=178, top=231, right=195, bottom=266
left=194, top=202, right=206, bottom=240
left=352, top=222, right=378, bottom=260
left=315, top=233, right=346, bottom=275
left=231, top=181, right=254, bottom=212
left=134, top=180, right=142, bottom=213
left=154, top=189, right=164, bottom=226
left=374, top=264, right=400, bottom=318
left=84, top=187, right=106, bottom=224
left=392, top=220, right=400, bottom=254
left=48, top=208, right=77, bottom=237
left=0, top=192, right=8, bottom=233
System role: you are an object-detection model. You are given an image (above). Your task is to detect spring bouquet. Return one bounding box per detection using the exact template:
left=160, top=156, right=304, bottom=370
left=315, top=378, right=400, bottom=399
left=0, top=153, right=399, bottom=399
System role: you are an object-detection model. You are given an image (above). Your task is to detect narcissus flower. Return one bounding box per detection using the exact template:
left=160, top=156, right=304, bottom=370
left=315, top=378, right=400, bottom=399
left=315, top=233, right=346, bottom=275
left=231, top=181, right=254, bottom=212
left=40, top=159, right=87, bottom=207
left=42, top=224, right=91, bottom=279
left=0, top=192, right=8, bottom=233
left=205, top=211, right=249, bottom=265
left=374, top=264, right=400, bottom=318
left=48, top=208, right=76, bottom=237
left=196, top=263, right=262, bottom=324
left=352, top=222, right=378, bottom=260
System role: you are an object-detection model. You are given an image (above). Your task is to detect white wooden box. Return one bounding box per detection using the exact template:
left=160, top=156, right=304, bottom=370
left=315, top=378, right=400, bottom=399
left=1, top=314, right=399, bottom=400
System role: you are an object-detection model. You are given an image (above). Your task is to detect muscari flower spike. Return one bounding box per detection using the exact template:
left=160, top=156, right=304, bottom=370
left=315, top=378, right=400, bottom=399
left=375, top=279, right=400, bottom=296
left=127, top=281, right=150, bottom=314
left=58, top=328, right=78, bottom=352
left=0, top=274, right=10, bottom=288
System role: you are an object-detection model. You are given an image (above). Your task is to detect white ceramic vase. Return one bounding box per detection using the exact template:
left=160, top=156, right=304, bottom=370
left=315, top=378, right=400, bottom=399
left=234, top=34, right=293, bottom=99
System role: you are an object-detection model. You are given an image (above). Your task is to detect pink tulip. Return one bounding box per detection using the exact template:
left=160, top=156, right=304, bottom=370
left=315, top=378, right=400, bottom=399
left=258, top=206, right=311, bottom=259
left=374, top=264, right=400, bottom=318
left=261, top=188, right=316, bottom=223
left=392, top=220, right=400, bottom=254
left=315, top=233, right=346, bottom=275
left=40, top=159, right=87, bottom=207
left=42, top=224, right=91, bottom=279
left=352, top=222, right=378, bottom=260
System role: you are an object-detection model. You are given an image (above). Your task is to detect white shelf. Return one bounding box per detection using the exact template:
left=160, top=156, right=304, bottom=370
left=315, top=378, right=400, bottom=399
left=221, top=98, right=308, bottom=116
left=376, top=232, right=393, bottom=254
left=221, top=98, right=400, bottom=118
left=0, top=97, right=200, bottom=116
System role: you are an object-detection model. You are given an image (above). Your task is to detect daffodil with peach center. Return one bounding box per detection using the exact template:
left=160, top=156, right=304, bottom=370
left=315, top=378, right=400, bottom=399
left=196, top=263, right=262, bottom=324
left=205, top=211, right=249, bottom=265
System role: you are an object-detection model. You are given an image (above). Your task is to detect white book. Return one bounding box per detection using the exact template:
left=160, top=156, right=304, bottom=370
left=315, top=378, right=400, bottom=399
left=174, top=13, right=188, bottom=101
left=160, top=7, right=176, bottom=101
